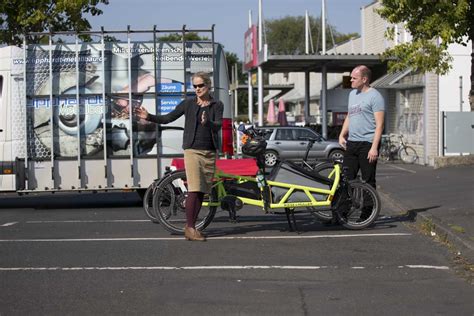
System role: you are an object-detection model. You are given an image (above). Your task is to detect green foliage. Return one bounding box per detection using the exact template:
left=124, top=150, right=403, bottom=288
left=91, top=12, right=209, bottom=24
left=264, top=15, right=358, bottom=55
left=0, top=0, right=109, bottom=46
left=158, top=32, right=209, bottom=42
left=377, top=0, right=472, bottom=75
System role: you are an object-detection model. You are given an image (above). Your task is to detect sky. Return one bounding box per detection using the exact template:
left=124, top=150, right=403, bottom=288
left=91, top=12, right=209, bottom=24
left=89, top=0, right=372, bottom=59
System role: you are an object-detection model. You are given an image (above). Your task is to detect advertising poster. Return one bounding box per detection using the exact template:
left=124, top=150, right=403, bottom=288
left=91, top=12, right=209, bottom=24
left=14, top=41, right=214, bottom=159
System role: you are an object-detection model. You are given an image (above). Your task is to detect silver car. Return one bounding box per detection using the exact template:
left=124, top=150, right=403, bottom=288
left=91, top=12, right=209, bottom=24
left=258, top=127, right=344, bottom=167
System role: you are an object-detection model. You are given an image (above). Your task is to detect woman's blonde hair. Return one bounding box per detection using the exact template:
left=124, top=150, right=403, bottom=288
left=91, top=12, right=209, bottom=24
left=192, top=71, right=212, bottom=87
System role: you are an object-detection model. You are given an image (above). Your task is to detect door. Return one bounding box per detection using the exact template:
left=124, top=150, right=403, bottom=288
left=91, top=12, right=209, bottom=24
left=272, top=128, right=302, bottom=160
left=0, top=74, right=14, bottom=191
left=293, top=128, right=326, bottom=159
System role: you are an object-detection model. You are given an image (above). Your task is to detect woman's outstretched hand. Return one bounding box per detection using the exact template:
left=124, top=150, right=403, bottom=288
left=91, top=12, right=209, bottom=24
left=134, top=106, right=149, bottom=120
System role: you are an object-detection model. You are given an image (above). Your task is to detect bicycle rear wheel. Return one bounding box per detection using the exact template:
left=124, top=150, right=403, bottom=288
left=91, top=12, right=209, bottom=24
left=336, top=181, right=380, bottom=230
left=399, top=146, right=418, bottom=164
left=143, top=181, right=160, bottom=223
left=152, top=170, right=217, bottom=234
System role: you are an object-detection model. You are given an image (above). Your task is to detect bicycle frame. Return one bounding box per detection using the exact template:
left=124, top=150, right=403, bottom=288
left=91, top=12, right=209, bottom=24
left=203, top=163, right=341, bottom=210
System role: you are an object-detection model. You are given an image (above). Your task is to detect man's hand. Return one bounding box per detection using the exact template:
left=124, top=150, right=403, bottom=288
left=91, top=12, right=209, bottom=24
left=367, top=148, right=378, bottom=163
left=338, top=136, right=347, bottom=150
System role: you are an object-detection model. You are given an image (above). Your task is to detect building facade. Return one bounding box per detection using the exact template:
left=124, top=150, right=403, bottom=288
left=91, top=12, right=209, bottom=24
left=268, top=0, right=472, bottom=165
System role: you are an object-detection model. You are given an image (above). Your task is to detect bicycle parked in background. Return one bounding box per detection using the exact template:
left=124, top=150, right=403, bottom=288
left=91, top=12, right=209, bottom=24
left=380, top=134, right=418, bottom=164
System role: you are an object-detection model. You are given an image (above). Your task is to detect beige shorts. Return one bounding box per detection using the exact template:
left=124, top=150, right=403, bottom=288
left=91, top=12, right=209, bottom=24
left=184, top=149, right=217, bottom=193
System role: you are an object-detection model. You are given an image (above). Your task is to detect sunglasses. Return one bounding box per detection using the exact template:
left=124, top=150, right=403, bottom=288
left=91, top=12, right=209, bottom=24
left=193, top=83, right=206, bottom=89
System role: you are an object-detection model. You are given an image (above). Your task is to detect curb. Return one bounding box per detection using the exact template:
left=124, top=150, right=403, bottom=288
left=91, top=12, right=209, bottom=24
left=378, top=189, right=474, bottom=264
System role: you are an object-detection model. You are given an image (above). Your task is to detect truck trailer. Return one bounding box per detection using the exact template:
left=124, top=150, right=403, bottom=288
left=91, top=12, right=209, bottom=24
left=0, top=27, right=233, bottom=195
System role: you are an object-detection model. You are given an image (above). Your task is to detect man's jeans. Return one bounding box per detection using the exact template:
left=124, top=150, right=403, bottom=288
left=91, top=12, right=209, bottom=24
left=343, top=141, right=378, bottom=188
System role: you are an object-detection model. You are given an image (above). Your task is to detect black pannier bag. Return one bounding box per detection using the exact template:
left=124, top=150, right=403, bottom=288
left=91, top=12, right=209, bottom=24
left=224, top=179, right=261, bottom=200
left=270, top=161, right=333, bottom=203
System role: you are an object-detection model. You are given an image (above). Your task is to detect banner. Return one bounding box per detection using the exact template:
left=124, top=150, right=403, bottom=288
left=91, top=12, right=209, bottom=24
left=12, top=42, right=215, bottom=158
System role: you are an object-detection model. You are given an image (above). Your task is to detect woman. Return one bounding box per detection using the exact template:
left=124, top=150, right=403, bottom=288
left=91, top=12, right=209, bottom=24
left=135, top=72, right=223, bottom=241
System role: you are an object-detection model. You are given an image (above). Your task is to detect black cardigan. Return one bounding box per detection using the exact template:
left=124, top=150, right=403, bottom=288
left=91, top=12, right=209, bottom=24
left=146, top=97, right=223, bottom=150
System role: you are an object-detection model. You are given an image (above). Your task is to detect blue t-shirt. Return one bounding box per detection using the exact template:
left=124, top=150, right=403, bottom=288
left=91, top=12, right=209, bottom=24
left=347, top=88, right=385, bottom=142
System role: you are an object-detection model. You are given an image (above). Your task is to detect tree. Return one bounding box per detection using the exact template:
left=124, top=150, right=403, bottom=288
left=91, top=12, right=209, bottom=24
left=158, top=32, right=209, bottom=42
left=377, top=0, right=472, bottom=76
left=0, top=0, right=109, bottom=46
left=264, top=15, right=359, bottom=55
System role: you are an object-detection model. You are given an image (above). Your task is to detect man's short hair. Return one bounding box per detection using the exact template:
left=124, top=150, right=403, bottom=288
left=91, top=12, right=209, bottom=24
left=354, top=65, right=372, bottom=83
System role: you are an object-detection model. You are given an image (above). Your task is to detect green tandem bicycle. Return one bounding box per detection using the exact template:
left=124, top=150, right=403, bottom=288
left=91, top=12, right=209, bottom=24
left=146, top=126, right=381, bottom=234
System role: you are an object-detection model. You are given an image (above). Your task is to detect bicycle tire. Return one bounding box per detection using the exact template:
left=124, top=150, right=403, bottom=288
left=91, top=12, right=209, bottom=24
left=335, top=181, right=380, bottom=230
left=307, top=162, right=336, bottom=222
left=399, top=146, right=418, bottom=164
left=380, top=144, right=397, bottom=161
left=143, top=181, right=160, bottom=223
left=152, top=170, right=217, bottom=234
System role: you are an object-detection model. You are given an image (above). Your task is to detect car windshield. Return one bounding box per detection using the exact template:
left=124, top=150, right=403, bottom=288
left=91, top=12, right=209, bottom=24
left=259, top=129, right=273, bottom=140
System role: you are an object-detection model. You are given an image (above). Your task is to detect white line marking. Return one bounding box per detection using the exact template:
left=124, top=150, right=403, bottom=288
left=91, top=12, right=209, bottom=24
left=1, top=222, right=18, bottom=227
left=405, top=265, right=449, bottom=270
left=26, top=220, right=149, bottom=224
left=385, top=164, right=417, bottom=173
left=0, top=266, right=326, bottom=271
left=0, top=265, right=450, bottom=272
left=0, top=233, right=412, bottom=243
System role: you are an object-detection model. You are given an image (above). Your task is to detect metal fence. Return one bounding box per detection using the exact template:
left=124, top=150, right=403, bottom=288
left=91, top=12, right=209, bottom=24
left=442, top=111, right=474, bottom=155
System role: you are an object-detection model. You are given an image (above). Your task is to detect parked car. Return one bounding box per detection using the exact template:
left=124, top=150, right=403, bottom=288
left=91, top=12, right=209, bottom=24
left=256, top=126, right=344, bottom=167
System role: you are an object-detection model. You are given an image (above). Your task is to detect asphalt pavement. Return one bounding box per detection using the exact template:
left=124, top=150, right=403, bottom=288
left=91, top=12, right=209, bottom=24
left=376, top=162, right=474, bottom=263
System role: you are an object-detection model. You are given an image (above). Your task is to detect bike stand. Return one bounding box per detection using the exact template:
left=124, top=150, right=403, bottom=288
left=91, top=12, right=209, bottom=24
left=284, top=208, right=299, bottom=233
left=221, top=196, right=239, bottom=223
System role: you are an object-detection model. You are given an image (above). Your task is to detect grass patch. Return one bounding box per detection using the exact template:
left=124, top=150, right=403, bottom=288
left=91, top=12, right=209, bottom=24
left=448, top=224, right=466, bottom=234
left=420, top=218, right=435, bottom=235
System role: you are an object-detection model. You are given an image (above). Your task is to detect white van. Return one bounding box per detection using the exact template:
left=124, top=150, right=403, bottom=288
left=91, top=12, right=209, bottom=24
left=0, top=31, right=233, bottom=194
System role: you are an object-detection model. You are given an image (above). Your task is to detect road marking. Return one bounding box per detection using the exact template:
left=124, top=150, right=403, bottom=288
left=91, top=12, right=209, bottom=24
left=0, top=265, right=449, bottom=271
left=404, top=265, right=449, bottom=270
left=26, top=220, right=150, bottom=224
left=0, top=233, right=411, bottom=242
left=1, top=222, right=18, bottom=227
left=385, top=164, right=417, bottom=173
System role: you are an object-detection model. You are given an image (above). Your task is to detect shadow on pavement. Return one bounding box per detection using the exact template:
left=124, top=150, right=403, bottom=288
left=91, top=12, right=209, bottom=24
left=204, top=212, right=396, bottom=237
left=376, top=205, right=441, bottom=225
left=0, top=192, right=142, bottom=209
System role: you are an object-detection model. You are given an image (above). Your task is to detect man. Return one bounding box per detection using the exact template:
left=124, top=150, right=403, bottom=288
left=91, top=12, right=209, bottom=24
left=338, top=65, right=385, bottom=188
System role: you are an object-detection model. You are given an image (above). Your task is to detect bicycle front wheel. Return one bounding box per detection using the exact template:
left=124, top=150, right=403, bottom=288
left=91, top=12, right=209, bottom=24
left=380, top=144, right=397, bottom=161
left=336, top=182, right=380, bottom=230
left=152, top=170, right=217, bottom=234
left=399, top=146, right=418, bottom=164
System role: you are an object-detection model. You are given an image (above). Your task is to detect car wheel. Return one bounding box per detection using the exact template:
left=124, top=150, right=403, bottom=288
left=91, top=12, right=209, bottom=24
left=329, top=149, right=344, bottom=161
left=264, top=150, right=278, bottom=167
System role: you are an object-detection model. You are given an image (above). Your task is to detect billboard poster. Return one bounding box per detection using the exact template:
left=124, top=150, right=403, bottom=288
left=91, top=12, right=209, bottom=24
left=13, top=41, right=214, bottom=159
left=243, top=25, right=258, bottom=71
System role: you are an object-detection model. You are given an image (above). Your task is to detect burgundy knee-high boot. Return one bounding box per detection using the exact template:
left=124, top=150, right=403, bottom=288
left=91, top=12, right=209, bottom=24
left=184, top=192, right=206, bottom=241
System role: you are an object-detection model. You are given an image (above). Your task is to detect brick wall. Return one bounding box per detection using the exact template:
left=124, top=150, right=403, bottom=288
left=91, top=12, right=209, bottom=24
left=425, top=72, right=439, bottom=164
